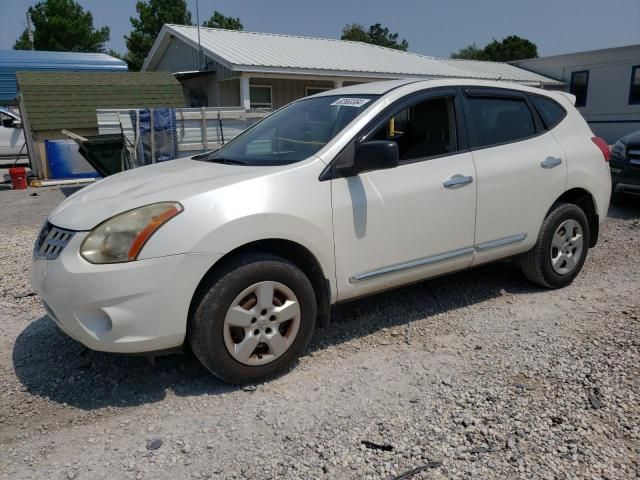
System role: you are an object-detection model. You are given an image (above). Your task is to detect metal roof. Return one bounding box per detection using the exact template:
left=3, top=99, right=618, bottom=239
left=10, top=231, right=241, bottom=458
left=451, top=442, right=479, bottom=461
left=0, top=50, right=127, bottom=104
left=145, top=25, right=561, bottom=86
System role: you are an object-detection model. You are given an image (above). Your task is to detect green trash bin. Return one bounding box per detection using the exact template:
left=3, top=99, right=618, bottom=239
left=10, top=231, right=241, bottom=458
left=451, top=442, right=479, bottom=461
left=69, top=133, right=133, bottom=177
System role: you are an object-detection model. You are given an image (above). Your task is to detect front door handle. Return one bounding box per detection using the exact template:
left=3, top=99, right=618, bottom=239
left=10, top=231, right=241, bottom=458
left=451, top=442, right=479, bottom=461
left=541, top=156, right=562, bottom=169
left=443, top=174, right=474, bottom=189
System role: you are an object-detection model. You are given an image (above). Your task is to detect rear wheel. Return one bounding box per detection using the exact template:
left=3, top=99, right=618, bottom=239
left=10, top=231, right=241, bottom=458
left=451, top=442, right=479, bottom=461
left=519, top=203, right=590, bottom=288
left=189, top=253, right=316, bottom=384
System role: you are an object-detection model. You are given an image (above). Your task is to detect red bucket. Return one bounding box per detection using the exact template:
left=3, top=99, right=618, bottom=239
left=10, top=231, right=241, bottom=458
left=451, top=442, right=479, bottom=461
left=9, top=167, right=28, bottom=190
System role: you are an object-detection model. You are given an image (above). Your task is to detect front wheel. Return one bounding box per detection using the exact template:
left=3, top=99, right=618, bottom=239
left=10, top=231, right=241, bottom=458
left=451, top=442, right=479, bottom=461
left=189, top=253, right=317, bottom=384
left=519, top=203, right=590, bottom=288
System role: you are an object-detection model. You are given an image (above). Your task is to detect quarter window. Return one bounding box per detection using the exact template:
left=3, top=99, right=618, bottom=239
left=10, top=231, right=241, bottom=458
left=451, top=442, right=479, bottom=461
left=630, top=65, right=640, bottom=105
left=529, top=95, right=566, bottom=129
left=466, top=96, right=536, bottom=148
left=369, top=97, right=457, bottom=161
left=249, top=85, right=273, bottom=109
left=570, top=71, right=589, bottom=107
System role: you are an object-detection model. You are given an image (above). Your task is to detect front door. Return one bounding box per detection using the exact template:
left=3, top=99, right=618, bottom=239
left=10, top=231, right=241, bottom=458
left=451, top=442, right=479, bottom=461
left=331, top=91, right=477, bottom=301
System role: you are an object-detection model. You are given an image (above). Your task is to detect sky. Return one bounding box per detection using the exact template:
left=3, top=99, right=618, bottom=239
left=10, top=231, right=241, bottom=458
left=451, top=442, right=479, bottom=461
left=1, top=0, right=639, bottom=58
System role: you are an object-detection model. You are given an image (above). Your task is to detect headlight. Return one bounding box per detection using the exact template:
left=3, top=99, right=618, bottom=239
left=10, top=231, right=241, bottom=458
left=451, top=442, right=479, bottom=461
left=80, top=202, right=183, bottom=264
left=612, top=140, right=626, bottom=157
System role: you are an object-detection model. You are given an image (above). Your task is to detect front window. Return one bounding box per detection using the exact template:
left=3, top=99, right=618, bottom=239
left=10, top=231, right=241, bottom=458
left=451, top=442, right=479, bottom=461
left=369, top=96, right=458, bottom=161
left=208, top=94, right=378, bottom=165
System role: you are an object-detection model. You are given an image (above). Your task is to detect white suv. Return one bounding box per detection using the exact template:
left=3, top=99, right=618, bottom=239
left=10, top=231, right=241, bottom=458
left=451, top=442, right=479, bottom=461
left=31, top=79, right=611, bottom=384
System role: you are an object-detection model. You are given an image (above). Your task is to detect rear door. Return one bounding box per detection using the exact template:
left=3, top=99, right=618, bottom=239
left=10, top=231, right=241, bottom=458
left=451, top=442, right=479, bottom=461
left=462, top=88, right=567, bottom=265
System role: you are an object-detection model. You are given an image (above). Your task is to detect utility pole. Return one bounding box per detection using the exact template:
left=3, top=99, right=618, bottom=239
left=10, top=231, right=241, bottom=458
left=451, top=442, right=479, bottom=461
left=26, top=11, right=35, bottom=50
left=195, top=0, right=204, bottom=70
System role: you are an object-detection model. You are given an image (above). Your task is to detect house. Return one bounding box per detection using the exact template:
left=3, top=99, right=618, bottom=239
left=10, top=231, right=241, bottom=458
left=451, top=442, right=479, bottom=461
left=514, top=45, right=640, bottom=142
left=142, top=25, right=560, bottom=110
left=0, top=50, right=127, bottom=105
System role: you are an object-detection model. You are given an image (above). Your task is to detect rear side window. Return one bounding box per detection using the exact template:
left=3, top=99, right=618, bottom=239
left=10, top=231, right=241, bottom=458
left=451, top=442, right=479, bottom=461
left=466, top=97, right=536, bottom=148
left=529, top=95, right=567, bottom=129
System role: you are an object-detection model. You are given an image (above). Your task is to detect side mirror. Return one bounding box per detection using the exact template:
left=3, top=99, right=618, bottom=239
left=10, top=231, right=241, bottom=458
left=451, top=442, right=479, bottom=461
left=353, top=140, right=399, bottom=174
left=13, top=120, right=22, bottom=129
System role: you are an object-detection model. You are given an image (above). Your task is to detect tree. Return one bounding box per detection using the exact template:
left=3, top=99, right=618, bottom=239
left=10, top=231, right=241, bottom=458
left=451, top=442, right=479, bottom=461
left=125, top=0, right=192, bottom=71
left=341, top=23, right=369, bottom=43
left=367, top=23, right=408, bottom=51
left=13, top=0, right=109, bottom=52
left=202, top=11, right=243, bottom=30
left=450, top=35, right=538, bottom=62
left=482, top=35, right=538, bottom=62
left=341, top=22, right=409, bottom=51
left=450, top=43, right=484, bottom=60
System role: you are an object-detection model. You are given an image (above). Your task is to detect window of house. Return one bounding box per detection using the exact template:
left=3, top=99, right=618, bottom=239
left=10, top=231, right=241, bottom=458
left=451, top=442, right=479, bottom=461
left=305, top=86, right=331, bottom=96
left=369, top=97, right=457, bottom=161
left=529, top=95, right=567, bottom=129
left=250, top=85, right=273, bottom=109
left=570, top=70, right=589, bottom=107
left=466, top=96, right=536, bottom=148
left=630, top=65, right=640, bottom=105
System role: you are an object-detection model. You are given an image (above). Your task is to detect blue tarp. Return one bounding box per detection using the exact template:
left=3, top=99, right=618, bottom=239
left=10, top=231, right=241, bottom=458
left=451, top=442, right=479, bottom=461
left=0, top=50, right=127, bottom=104
left=131, top=108, right=178, bottom=165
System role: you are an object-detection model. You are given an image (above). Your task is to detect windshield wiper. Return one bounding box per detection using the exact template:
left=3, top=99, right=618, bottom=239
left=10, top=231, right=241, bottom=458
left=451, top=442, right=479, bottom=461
left=208, top=157, right=247, bottom=166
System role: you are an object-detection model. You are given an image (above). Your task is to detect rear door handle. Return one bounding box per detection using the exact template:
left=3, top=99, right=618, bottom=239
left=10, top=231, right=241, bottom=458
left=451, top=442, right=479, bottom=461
left=541, top=157, right=562, bottom=169
left=443, top=174, right=474, bottom=188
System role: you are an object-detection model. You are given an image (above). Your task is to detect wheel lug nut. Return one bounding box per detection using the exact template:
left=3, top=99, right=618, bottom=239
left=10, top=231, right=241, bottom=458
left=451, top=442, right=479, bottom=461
left=253, top=329, right=260, bottom=336
left=261, top=309, right=267, bottom=315
left=266, top=328, right=272, bottom=334
left=251, top=318, right=257, bottom=323
left=269, top=315, right=276, bottom=321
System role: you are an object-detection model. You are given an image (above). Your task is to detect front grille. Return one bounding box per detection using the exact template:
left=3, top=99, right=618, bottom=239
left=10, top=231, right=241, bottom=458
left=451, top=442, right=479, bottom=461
left=34, top=222, right=75, bottom=260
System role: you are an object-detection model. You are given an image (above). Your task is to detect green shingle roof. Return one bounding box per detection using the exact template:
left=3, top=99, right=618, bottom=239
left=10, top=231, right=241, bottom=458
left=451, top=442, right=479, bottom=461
left=17, top=71, right=185, bottom=131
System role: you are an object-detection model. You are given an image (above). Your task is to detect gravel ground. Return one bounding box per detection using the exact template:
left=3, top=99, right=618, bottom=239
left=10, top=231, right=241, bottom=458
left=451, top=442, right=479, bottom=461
left=0, top=186, right=638, bottom=480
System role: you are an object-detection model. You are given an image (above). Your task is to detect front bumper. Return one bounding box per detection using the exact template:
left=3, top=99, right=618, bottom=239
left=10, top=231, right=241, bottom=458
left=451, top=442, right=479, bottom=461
left=31, top=232, right=222, bottom=353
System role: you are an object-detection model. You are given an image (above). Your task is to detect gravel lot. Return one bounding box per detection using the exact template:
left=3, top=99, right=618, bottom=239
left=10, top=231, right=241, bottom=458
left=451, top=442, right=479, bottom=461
left=0, top=186, right=638, bottom=480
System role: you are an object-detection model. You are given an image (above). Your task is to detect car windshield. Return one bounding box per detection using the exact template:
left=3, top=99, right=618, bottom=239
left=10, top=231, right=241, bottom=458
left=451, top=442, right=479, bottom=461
left=206, top=94, right=379, bottom=166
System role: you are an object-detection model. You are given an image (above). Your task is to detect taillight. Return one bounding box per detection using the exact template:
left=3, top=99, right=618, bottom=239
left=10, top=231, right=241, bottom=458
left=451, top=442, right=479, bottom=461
left=591, top=137, right=610, bottom=162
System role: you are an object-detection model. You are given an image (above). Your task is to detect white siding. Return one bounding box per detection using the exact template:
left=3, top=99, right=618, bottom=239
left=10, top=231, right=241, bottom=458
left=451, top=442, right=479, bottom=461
left=515, top=45, right=640, bottom=142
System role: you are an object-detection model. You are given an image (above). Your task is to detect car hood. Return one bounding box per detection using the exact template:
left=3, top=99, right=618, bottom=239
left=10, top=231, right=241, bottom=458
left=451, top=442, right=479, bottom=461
left=620, top=129, right=640, bottom=146
left=48, top=157, right=292, bottom=230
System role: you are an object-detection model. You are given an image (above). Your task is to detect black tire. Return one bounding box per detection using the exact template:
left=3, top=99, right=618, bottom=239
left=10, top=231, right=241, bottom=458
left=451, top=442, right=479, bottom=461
left=519, top=203, right=591, bottom=288
left=188, top=253, right=316, bottom=384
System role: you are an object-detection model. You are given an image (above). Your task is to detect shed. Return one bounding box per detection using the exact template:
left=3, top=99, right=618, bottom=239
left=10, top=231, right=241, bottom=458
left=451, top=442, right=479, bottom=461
left=0, top=50, right=127, bottom=105
left=16, top=71, right=185, bottom=178
left=142, top=25, right=561, bottom=110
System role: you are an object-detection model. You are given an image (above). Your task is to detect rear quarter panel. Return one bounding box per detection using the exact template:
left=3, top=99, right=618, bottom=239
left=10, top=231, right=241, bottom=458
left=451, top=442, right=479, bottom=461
left=550, top=95, right=611, bottom=220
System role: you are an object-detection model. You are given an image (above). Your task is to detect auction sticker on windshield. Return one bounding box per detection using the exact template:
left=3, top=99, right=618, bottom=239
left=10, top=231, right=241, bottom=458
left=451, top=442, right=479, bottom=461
left=330, top=98, right=371, bottom=107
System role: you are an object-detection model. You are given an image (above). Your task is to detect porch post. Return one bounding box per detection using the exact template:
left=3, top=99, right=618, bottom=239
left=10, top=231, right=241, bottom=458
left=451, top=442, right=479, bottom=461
left=334, top=79, right=344, bottom=88
left=240, top=75, right=251, bottom=111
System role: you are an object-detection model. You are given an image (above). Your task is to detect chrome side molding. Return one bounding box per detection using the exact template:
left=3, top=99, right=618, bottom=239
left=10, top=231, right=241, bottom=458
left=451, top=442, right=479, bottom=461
left=476, top=233, right=527, bottom=251
left=350, top=233, right=527, bottom=283
left=349, top=247, right=474, bottom=283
